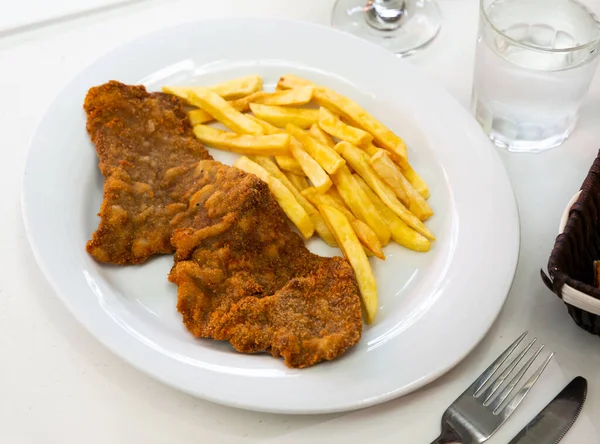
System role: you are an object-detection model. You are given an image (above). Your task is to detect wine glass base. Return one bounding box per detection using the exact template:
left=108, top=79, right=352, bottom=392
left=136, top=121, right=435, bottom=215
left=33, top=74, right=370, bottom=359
left=332, top=0, right=442, bottom=56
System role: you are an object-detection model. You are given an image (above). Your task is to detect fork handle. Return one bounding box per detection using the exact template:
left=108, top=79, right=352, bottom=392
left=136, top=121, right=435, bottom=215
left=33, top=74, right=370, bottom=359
left=430, top=428, right=461, bottom=444
left=430, top=437, right=460, bottom=444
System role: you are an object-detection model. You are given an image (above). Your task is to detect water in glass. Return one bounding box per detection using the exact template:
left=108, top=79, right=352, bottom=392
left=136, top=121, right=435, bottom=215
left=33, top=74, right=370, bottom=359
left=472, top=0, right=600, bottom=152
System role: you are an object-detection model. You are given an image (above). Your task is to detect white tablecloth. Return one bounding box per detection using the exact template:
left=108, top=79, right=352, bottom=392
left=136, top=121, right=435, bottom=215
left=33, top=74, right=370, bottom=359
left=0, top=0, right=141, bottom=35
left=269, top=359, right=597, bottom=443
left=1, top=1, right=599, bottom=442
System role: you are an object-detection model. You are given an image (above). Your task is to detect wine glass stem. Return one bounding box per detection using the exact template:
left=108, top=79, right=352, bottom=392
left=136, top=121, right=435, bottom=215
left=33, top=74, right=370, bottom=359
left=367, top=0, right=407, bottom=31
left=374, top=0, right=405, bottom=8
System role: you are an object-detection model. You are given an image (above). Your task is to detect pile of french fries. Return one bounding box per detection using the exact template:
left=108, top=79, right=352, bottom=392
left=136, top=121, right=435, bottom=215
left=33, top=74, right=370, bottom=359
left=162, top=74, right=434, bottom=324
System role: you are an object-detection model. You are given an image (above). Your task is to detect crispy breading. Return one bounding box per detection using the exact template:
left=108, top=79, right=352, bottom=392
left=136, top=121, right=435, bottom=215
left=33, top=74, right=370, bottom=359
left=85, top=83, right=363, bottom=368
left=84, top=81, right=211, bottom=264
left=169, top=160, right=363, bottom=368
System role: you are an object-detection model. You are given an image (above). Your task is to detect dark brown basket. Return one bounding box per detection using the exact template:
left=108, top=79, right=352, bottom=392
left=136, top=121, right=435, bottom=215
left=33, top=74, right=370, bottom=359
left=542, top=149, right=600, bottom=336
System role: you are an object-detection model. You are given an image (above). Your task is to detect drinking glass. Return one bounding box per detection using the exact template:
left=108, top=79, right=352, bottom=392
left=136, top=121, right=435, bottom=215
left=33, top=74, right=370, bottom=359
left=331, top=0, right=443, bottom=56
left=472, top=0, right=600, bottom=153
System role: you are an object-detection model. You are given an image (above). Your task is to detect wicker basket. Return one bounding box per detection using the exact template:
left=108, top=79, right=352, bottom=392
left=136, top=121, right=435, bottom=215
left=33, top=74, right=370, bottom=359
left=542, top=150, right=600, bottom=335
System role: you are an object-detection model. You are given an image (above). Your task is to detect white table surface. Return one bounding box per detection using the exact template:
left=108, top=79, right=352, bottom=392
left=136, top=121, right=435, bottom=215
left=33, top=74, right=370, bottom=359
left=1, top=0, right=600, bottom=442
left=0, top=0, right=138, bottom=36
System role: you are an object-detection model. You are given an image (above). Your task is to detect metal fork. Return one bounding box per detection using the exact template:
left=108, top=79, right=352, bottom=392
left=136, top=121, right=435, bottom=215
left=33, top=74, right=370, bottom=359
left=430, top=332, right=554, bottom=444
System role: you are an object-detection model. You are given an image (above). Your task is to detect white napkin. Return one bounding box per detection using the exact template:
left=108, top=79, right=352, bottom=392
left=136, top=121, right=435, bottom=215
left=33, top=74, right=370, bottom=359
left=269, top=359, right=597, bottom=443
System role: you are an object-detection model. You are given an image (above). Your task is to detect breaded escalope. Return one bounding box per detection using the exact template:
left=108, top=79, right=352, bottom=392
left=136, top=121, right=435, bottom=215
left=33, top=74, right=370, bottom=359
left=169, top=160, right=363, bottom=368
left=84, top=81, right=211, bottom=264
left=85, top=83, right=363, bottom=368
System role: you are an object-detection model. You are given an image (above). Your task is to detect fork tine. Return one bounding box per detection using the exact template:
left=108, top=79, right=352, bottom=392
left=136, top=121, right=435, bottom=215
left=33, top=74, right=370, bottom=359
left=498, top=352, right=554, bottom=418
left=488, top=344, right=544, bottom=411
left=470, top=331, right=528, bottom=396
left=480, top=337, right=536, bottom=403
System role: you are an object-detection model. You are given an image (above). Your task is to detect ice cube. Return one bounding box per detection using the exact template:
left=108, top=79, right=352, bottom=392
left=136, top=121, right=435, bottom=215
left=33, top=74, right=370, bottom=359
left=554, top=30, right=576, bottom=49
left=527, top=24, right=556, bottom=48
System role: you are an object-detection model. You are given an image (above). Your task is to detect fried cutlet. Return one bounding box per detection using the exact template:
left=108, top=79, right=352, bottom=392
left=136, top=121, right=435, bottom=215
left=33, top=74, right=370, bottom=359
left=169, top=160, right=363, bottom=368
left=84, top=81, right=211, bottom=264
left=85, top=83, right=363, bottom=368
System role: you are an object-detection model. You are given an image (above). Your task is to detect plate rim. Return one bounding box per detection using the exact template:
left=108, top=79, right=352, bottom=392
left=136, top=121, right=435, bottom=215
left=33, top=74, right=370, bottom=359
left=21, top=17, right=520, bottom=414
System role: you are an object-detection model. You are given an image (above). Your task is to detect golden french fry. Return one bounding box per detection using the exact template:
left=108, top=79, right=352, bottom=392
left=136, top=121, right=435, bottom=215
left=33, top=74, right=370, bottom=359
left=275, top=155, right=305, bottom=175
left=365, top=150, right=408, bottom=206
left=326, top=187, right=348, bottom=209
left=363, top=143, right=379, bottom=157
left=188, top=109, right=213, bottom=126
left=229, top=91, right=268, bottom=113
left=188, top=88, right=264, bottom=135
left=354, top=175, right=430, bottom=252
left=188, top=97, right=263, bottom=126
left=309, top=124, right=336, bottom=148
left=373, top=143, right=407, bottom=167
left=289, top=138, right=332, bottom=193
left=350, top=219, right=385, bottom=260
left=250, top=103, right=319, bottom=129
left=161, top=85, right=189, bottom=100
left=246, top=113, right=282, bottom=135
left=363, top=143, right=430, bottom=200
left=336, top=142, right=434, bottom=240
left=247, top=102, right=286, bottom=138
left=163, top=76, right=262, bottom=102
left=188, top=96, right=264, bottom=126
left=162, top=86, right=268, bottom=127
left=193, top=125, right=290, bottom=156
left=313, top=87, right=408, bottom=164
left=234, top=157, right=314, bottom=239
left=319, top=205, right=378, bottom=324
left=311, top=212, right=338, bottom=247
left=303, top=187, right=345, bottom=211
left=251, top=156, right=337, bottom=246
left=319, top=107, right=373, bottom=148
left=330, top=165, right=391, bottom=245
left=251, top=86, right=314, bottom=106
left=284, top=172, right=310, bottom=191
left=277, top=75, right=408, bottom=163
left=252, top=156, right=316, bottom=213
left=277, top=74, right=313, bottom=90
left=402, top=164, right=430, bottom=200
left=207, top=75, right=263, bottom=100
left=370, top=151, right=433, bottom=220
left=302, top=188, right=383, bottom=258
left=286, top=123, right=345, bottom=175
left=302, top=187, right=355, bottom=220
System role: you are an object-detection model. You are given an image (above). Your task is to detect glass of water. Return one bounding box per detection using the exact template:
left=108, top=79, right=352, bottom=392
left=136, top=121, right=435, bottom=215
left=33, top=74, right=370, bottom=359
left=472, top=0, right=600, bottom=153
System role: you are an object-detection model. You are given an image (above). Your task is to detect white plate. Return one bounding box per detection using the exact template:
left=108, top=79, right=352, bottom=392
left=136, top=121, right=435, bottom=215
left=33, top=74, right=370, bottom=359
left=22, top=18, right=519, bottom=414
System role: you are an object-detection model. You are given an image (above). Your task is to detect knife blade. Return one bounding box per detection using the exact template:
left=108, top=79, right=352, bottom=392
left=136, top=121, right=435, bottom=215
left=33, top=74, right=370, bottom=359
left=508, top=376, right=587, bottom=444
